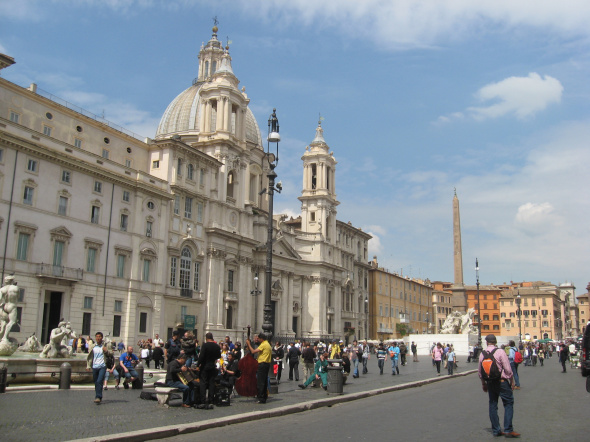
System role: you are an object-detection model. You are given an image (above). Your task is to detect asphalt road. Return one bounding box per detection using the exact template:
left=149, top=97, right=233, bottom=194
left=162, top=358, right=587, bottom=442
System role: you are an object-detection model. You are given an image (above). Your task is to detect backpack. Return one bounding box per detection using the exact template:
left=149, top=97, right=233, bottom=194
left=480, top=348, right=502, bottom=383
left=513, top=350, right=523, bottom=364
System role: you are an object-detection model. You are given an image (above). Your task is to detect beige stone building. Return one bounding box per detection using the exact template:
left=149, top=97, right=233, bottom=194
left=577, top=286, right=589, bottom=334
left=0, top=26, right=370, bottom=346
left=430, top=281, right=453, bottom=333
left=368, top=257, right=433, bottom=340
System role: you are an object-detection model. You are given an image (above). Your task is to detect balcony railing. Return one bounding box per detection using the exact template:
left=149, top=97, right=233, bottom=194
left=180, top=288, right=193, bottom=298
left=35, top=263, right=83, bottom=281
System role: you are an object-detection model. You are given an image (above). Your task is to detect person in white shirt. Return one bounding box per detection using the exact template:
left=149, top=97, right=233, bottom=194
left=153, top=334, right=164, bottom=348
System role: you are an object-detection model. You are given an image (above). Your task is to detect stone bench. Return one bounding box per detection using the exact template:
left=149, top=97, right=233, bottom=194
left=155, top=386, right=181, bottom=407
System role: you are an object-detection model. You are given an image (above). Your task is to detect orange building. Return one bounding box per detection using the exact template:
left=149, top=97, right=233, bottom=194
left=466, top=285, right=503, bottom=334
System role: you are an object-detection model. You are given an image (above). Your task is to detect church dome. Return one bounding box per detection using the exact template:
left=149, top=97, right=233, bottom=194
left=155, top=83, right=262, bottom=146
left=154, top=26, right=263, bottom=147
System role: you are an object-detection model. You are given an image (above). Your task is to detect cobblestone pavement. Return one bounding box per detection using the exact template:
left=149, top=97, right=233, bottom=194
left=0, top=357, right=474, bottom=441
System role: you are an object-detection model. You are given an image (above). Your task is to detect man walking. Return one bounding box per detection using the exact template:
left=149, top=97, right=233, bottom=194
left=287, top=342, right=301, bottom=381
left=559, top=343, right=569, bottom=373
left=479, top=334, right=520, bottom=438
left=388, top=341, right=400, bottom=375
left=411, top=341, right=418, bottom=362
left=87, top=331, right=111, bottom=404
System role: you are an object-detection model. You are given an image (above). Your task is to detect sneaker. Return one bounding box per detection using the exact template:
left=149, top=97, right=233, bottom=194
left=504, top=432, right=521, bottom=438
left=298, top=384, right=306, bottom=389
left=322, top=386, right=327, bottom=391
left=103, top=386, right=108, bottom=390
left=94, top=398, right=101, bottom=404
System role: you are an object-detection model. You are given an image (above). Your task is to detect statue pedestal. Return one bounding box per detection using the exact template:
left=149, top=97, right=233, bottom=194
left=406, top=333, right=478, bottom=357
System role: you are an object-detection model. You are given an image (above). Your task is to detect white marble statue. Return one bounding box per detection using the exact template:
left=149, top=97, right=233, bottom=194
left=40, top=320, right=77, bottom=358
left=441, top=309, right=479, bottom=335
left=0, top=275, right=20, bottom=355
left=18, top=332, right=42, bottom=353
left=0, top=275, right=19, bottom=342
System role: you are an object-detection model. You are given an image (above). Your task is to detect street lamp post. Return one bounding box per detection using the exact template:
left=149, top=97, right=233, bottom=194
left=262, top=109, right=281, bottom=394
left=250, top=273, right=261, bottom=334
left=516, top=291, right=522, bottom=346
left=364, top=296, right=369, bottom=340
left=475, top=258, right=481, bottom=347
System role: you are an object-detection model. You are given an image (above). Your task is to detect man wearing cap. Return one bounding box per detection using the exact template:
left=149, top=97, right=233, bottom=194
left=478, top=334, right=520, bottom=438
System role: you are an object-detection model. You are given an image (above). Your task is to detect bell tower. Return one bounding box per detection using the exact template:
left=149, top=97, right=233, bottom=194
left=299, top=119, right=339, bottom=242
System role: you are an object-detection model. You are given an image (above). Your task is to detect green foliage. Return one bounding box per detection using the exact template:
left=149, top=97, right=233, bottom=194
left=396, top=323, right=412, bottom=337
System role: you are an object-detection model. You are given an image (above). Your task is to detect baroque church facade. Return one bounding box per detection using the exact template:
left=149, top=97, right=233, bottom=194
left=0, top=26, right=370, bottom=345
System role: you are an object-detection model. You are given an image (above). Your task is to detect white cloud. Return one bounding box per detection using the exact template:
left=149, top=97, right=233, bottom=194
left=437, top=73, right=563, bottom=123
left=469, top=73, right=563, bottom=120
left=338, top=119, right=590, bottom=287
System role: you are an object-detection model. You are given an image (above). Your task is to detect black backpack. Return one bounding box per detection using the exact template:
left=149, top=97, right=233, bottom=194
left=481, top=348, right=502, bottom=383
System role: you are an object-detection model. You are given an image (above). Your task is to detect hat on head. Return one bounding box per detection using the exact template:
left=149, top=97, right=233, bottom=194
left=485, top=334, right=497, bottom=343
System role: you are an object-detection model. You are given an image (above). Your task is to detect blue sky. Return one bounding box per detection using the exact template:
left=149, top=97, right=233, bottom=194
left=2, top=0, right=589, bottom=291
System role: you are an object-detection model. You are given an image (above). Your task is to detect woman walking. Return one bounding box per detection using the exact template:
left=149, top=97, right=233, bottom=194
left=432, top=343, right=443, bottom=376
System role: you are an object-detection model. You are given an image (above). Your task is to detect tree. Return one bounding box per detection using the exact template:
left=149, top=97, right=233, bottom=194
left=396, top=323, right=412, bottom=337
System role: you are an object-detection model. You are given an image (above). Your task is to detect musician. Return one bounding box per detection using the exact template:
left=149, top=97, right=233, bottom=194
left=246, top=333, right=272, bottom=404
left=196, top=332, right=221, bottom=409
left=221, top=352, right=240, bottom=393
left=165, top=354, right=194, bottom=408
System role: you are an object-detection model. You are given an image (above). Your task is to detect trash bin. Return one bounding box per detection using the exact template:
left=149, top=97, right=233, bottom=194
left=327, top=359, right=343, bottom=394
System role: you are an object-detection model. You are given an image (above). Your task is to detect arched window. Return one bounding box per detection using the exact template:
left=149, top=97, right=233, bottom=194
left=179, top=247, right=191, bottom=290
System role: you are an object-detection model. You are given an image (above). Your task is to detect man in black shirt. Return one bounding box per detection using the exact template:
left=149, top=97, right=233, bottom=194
left=288, top=343, right=301, bottom=381
left=302, top=342, right=316, bottom=380
left=221, top=352, right=240, bottom=393
left=165, top=354, right=193, bottom=407
left=196, top=332, right=221, bottom=409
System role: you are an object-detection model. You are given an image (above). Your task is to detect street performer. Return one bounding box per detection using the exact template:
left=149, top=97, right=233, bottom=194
left=165, top=353, right=194, bottom=408
left=246, top=333, right=271, bottom=404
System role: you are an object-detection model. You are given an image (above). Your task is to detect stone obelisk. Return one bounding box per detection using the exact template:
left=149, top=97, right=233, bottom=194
left=451, top=189, right=467, bottom=311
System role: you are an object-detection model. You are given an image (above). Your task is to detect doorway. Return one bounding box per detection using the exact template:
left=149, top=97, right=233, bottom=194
left=41, top=291, right=63, bottom=344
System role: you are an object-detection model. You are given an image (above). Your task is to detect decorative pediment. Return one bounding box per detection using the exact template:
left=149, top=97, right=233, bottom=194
left=140, top=247, right=157, bottom=257
left=114, top=245, right=132, bottom=256
left=58, top=189, right=71, bottom=197
left=84, top=237, right=104, bottom=250
left=225, top=257, right=239, bottom=267
left=23, top=178, right=37, bottom=187
left=14, top=221, right=38, bottom=236
left=50, top=226, right=73, bottom=242
left=91, top=199, right=102, bottom=207
left=271, top=236, right=302, bottom=260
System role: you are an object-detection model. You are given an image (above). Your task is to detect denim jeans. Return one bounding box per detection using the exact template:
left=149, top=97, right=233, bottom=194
left=378, top=358, right=384, bottom=374
left=362, top=357, right=368, bottom=374
left=104, top=368, right=119, bottom=382
left=92, top=366, right=107, bottom=399
left=510, top=361, right=520, bottom=387
left=391, top=358, right=399, bottom=375
left=167, top=380, right=193, bottom=405
left=488, top=380, right=514, bottom=435
left=447, top=360, right=454, bottom=375
left=122, top=367, right=138, bottom=380
left=352, top=359, right=359, bottom=376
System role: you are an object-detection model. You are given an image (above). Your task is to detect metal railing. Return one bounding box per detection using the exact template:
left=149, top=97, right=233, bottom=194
left=35, top=263, right=83, bottom=280
left=180, top=288, right=193, bottom=298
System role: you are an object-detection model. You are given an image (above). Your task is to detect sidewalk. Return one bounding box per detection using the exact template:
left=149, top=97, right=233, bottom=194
left=0, top=358, right=478, bottom=442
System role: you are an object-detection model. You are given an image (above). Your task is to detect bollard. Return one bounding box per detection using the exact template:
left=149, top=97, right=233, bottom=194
left=59, top=362, right=72, bottom=390
left=135, top=362, right=144, bottom=389
left=0, top=363, right=7, bottom=393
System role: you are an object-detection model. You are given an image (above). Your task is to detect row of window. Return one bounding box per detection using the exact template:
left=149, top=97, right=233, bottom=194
left=173, top=195, right=204, bottom=221
left=9, top=111, right=134, bottom=167
left=16, top=231, right=153, bottom=282
left=378, top=305, right=426, bottom=322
